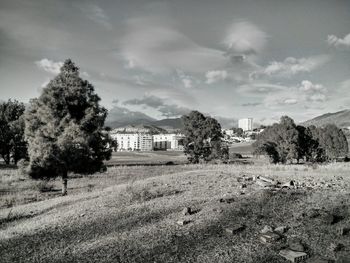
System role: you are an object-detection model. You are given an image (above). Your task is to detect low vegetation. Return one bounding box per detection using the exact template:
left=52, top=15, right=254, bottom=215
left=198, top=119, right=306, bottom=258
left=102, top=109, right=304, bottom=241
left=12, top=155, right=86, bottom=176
left=1, top=162, right=350, bottom=262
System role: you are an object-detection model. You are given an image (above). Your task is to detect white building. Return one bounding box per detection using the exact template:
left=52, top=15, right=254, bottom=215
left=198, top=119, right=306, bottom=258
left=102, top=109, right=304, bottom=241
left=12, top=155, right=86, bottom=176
left=110, top=133, right=153, bottom=151
left=222, top=129, right=234, bottom=136
left=238, top=118, right=253, bottom=131
left=153, top=134, right=185, bottom=151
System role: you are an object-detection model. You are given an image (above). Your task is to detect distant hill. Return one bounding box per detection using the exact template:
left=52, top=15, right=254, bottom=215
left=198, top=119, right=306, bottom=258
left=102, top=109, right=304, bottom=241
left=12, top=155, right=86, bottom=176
left=111, top=124, right=167, bottom=134
left=302, top=109, right=350, bottom=128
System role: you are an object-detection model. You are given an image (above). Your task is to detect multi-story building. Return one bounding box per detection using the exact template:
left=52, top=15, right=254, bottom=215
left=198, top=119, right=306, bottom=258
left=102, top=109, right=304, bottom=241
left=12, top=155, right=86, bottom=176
left=110, top=133, right=153, bottom=151
left=153, top=134, right=185, bottom=151
left=238, top=118, right=253, bottom=131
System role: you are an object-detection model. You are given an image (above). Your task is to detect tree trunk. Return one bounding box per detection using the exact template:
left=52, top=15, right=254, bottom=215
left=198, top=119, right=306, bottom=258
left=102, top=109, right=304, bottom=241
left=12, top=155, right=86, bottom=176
left=61, top=172, right=68, bottom=196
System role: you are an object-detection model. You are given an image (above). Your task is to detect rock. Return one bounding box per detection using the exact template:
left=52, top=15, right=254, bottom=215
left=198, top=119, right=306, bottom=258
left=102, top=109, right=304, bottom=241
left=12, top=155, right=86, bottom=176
left=279, top=249, right=308, bottom=262
left=324, top=214, right=344, bottom=225
left=241, top=184, right=247, bottom=189
left=219, top=197, right=235, bottom=204
left=177, top=220, right=191, bottom=226
left=261, top=225, right=273, bottom=234
left=256, top=179, right=275, bottom=188
left=288, top=239, right=305, bottom=252
left=336, top=226, right=345, bottom=236
left=225, top=224, right=245, bottom=234
left=79, top=213, right=85, bottom=217
left=282, top=181, right=295, bottom=188
left=260, top=232, right=281, bottom=243
left=275, top=226, right=288, bottom=234
left=182, top=207, right=192, bottom=216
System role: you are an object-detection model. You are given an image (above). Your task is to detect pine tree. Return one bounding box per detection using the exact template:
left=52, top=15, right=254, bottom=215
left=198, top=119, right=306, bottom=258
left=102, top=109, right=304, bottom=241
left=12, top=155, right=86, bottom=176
left=24, top=59, right=112, bottom=195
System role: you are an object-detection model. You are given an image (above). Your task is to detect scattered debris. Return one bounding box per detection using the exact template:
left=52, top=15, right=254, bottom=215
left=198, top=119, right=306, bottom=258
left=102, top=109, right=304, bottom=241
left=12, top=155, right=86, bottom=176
left=260, top=232, right=281, bottom=243
left=282, top=180, right=295, bottom=188
left=182, top=207, right=192, bottom=216
left=288, top=239, right=305, bottom=252
left=225, top=224, right=245, bottom=235
left=275, top=226, right=288, bottom=234
left=219, top=197, right=235, bottom=204
left=241, top=184, right=247, bottom=189
left=177, top=220, right=191, bottom=226
left=279, top=249, right=308, bottom=263
left=261, top=225, right=273, bottom=234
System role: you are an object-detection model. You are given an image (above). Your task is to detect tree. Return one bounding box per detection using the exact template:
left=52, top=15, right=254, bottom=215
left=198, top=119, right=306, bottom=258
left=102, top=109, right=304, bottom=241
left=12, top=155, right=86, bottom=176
left=24, top=59, right=112, bottom=195
left=0, top=100, right=27, bottom=164
left=311, top=124, right=348, bottom=161
left=182, top=111, right=223, bottom=163
left=253, top=116, right=300, bottom=164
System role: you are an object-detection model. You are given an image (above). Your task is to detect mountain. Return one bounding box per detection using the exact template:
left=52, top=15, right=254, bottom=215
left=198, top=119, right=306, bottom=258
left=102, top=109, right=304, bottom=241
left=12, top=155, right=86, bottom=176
left=105, top=105, right=156, bottom=128
left=112, top=124, right=168, bottom=134
left=152, top=118, right=183, bottom=130
left=302, top=109, right=350, bottom=128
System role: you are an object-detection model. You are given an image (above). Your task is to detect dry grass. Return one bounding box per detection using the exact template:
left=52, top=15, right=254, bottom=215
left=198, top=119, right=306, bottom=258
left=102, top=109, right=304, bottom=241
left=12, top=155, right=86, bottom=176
left=0, top=162, right=350, bottom=262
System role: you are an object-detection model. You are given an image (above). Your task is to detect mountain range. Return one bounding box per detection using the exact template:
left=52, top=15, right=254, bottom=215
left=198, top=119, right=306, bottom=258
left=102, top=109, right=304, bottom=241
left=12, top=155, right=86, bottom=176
left=302, top=109, right=350, bottom=128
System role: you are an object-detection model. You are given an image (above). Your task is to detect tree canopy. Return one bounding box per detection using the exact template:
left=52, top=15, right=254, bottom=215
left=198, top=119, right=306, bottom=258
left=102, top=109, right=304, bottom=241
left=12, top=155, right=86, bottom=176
left=0, top=100, right=27, bottom=164
left=24, top=59, right=112, bottom=195
left=182, top=111, right=223, bottom=163
left=253, top=116, right=348, bottom=164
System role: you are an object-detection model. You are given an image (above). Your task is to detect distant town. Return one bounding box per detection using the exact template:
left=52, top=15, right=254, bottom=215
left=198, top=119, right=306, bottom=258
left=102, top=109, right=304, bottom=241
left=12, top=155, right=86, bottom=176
left=110, top=118, right=264, bottom=152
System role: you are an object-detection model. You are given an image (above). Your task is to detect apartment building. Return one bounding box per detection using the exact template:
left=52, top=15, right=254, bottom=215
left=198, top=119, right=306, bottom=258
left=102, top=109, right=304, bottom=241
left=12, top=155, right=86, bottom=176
left=238, top=118, right=253, bottom=131
left=110, top=133, right=153, bottom=151
left=153, top=134, right=185, bottom=151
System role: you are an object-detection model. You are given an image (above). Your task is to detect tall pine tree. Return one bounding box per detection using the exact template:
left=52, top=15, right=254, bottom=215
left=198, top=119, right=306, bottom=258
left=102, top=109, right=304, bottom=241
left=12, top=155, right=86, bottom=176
left=25, top=59, right=112, bottom=195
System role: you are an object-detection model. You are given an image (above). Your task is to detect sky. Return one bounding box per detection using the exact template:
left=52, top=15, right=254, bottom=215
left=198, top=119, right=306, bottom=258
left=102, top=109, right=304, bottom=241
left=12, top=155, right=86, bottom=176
left=1, top=0, right=350, bottom=125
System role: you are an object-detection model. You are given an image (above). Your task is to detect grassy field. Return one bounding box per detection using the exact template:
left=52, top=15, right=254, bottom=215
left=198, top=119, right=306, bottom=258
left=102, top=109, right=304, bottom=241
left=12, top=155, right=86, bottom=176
left=1, top=160, right=350, bottom=262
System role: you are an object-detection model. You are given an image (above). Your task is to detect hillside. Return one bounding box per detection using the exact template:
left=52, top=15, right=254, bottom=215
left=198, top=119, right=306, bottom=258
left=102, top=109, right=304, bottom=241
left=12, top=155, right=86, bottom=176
left=111, top=124, right=168, bottom=134
left=1, top=164, right=350, bottom=262
left=302, top=109, right=350, bottom=128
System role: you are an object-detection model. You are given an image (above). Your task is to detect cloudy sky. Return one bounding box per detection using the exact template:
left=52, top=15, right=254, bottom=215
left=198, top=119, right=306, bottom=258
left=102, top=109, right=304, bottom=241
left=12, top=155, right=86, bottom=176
left=1, top=0, right=350, bottom=124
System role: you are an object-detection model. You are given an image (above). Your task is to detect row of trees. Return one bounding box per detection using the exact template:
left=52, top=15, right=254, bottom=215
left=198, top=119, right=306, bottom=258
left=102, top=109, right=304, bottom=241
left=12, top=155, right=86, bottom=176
left=253, top=116, right=348, bottom=164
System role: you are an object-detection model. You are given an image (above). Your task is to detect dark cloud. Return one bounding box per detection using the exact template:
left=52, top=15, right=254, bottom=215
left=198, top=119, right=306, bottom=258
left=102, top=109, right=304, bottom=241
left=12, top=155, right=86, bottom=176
left=241, top=102, right=262, bottom=107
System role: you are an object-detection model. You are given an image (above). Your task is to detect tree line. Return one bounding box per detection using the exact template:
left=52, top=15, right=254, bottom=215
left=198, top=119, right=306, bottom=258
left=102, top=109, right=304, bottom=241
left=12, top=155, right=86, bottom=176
left=253, top=116, right=348, bottom=164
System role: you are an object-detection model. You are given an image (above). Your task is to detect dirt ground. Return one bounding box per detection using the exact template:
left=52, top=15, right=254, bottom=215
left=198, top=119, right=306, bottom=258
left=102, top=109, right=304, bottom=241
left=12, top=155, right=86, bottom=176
left=0, top=162, right=350, bottom=262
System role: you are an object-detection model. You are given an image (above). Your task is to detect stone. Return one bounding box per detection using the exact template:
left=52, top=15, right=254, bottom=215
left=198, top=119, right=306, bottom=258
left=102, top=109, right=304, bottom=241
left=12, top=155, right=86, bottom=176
left=241, top=184, right=247, bottom=189
left=182, top=207, right=192, bottom=216
left=289, top=239, right=305, bottom=252
left=225, top=224, right=245, bottom=234
left=219, top=197, right=235, bottom=204
left=177, top=220, right=191, bottom=226
left=256, top=179, right=275, bottom=188
left=261, top=225, right=273, bottom=234
left=275, top=226, right=288, bottom=234
left=260, top=232, right=281, bottom=243
left=279, top=249, right=308, bottom=263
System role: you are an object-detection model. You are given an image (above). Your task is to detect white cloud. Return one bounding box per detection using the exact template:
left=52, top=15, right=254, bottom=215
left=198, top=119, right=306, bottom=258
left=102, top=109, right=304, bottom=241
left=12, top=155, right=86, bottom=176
left=224, top=21, right=268, bottom=55
left=182, top=78, right=193, bottom=88
left=120, top=16, right=226, bottom=74
left=238, top=82, right=287, bottom=94
left=327, top=33, right=350, bottom=50
left=81, top=71, right=90, bottom=78
left=299, top=80, right=325, bottom=93
left=263, top=80, right=327, bottom=108
left=205, top=70, right=227, bottom=84
left=251, top=55, right=330, bottom=79
left=35, top=58, right=63, bottom=74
